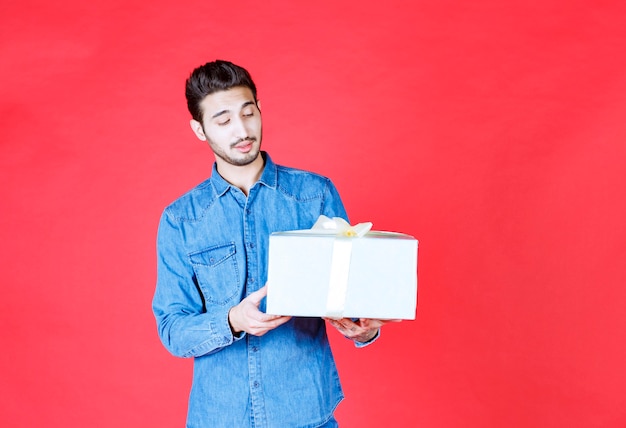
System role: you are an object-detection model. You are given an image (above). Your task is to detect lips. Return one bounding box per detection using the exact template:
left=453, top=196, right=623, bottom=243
left=234, top=139, right=255, bottom=153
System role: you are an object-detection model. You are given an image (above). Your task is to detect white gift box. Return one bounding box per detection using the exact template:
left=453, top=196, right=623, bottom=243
left=266, top=217, right=418, bottom=319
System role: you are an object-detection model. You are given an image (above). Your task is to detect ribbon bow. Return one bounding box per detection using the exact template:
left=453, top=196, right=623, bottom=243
left=311, top=215, right=373, bottom=237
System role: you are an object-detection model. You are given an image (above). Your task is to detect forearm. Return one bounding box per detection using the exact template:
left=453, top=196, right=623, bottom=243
left=154, top=211, right=246, bottom=358
left=155, top=304, right=240, bottom=358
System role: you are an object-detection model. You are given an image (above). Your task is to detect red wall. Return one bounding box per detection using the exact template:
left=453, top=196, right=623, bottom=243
left=2, top=1, right=626, bottom=427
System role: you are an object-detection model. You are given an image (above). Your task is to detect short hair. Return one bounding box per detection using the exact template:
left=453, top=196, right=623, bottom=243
left=185, top=60, right=258, bottom=122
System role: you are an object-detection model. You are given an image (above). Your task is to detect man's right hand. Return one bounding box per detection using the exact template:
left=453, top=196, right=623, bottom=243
left=228, top=285, right=291, bottom=336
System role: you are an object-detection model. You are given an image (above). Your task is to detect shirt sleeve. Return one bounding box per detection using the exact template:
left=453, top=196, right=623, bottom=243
left=322, top=179, right=349, bottom=222
left=152, top=209, right=240, bottom=358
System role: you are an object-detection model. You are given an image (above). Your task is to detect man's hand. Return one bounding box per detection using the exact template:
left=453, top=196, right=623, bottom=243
left=228, top=285, right=291, bottom=336
left=323, top=317, right=401, bottom=343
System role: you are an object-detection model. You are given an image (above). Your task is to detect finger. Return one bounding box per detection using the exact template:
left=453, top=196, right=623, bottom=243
left=326, top=317, right=358, bottom=327
left=359, top=318, right=402, bottom=327
left=327, top=318, right=361, bottom=335
left=270, top=315, right=292, bottom=327
left=250, top=316, right=291, bottom=336
left=257, top=312, right=288, bottom=322
left=246, top=285, right=268, bottom=304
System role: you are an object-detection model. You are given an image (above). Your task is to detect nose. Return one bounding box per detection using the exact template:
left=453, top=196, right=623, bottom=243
left=231, top=116, right=249, bottom=139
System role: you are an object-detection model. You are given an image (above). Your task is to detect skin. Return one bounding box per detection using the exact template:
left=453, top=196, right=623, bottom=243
left=323, top=317, right=401, bottom=343
left=189, top=86, right=265, bottom=196
left=190, top=86, right=396, bottom=341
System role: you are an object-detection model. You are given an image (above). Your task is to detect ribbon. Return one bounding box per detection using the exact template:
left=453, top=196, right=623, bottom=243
left=311, top=215, right=373, bottom=237
left=311, top=216, right=373, bottom=318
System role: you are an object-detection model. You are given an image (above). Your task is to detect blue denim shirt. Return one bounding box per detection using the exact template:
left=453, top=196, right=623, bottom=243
left=153, top=153, right=349, bottom=427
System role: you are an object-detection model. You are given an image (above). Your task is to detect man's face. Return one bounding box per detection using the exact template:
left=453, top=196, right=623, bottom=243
left=190, top=86, right=262, bottom=167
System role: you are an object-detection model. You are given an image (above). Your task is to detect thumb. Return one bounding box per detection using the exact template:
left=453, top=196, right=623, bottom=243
left=246, top=285, right=268, bottom=304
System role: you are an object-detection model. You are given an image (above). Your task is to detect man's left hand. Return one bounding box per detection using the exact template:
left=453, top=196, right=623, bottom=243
left=323, top=317, right=401, bottom=343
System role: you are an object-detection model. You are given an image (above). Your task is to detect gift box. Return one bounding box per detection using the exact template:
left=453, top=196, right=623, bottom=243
left=266, top=216, right=418, bottom=319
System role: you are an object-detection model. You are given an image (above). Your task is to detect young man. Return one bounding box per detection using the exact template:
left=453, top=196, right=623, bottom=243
left=153, top=60, right=393, bottom=427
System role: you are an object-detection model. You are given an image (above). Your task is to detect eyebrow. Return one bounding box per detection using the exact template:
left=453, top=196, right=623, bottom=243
left=210, top=101, right=257, bottom=119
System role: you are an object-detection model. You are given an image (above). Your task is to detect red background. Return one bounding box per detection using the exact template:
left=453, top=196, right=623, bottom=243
left=2, top=1, right=626, bottom=427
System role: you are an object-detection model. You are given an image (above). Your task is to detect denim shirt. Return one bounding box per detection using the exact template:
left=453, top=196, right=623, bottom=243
left=153, top=153, right=349, bottom=428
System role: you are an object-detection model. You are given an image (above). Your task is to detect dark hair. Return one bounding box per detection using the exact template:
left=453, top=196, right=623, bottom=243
left=185, top=60, right=258, bottom=122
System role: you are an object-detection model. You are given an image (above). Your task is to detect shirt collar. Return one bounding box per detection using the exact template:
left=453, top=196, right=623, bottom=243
left=210, top=151, right=277, bottom=196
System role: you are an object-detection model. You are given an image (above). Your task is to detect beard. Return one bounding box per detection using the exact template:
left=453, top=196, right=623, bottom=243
left=207, top=131, right=263, bottom=167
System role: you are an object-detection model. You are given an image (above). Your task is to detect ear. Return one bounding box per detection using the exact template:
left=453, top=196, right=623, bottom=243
left=256, top=100, right=262, bottom=111
left=190, top=119, right=207, bottom=141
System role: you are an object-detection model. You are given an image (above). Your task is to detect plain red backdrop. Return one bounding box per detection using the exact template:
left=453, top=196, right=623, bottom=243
left=2, top=0, right=626, bottom=427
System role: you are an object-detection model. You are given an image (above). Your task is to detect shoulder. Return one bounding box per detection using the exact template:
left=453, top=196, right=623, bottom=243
left=274, top=163, right=334, bottom=188
left=274, top=164, right=336, bottom=200
left=162, top=177, right=217, bottom=222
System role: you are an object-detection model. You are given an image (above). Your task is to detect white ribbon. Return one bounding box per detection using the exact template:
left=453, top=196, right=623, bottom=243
left=311, top=215, right=372, bottom=237
left=311, top=216, right=373, bottom=318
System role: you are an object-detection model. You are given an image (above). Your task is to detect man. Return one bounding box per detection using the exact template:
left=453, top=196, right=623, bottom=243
left=153, top=60, right=394, bottom=427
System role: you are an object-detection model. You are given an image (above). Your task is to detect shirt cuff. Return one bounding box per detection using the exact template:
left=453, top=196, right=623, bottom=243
left=232, top=330, right=246, bottom=342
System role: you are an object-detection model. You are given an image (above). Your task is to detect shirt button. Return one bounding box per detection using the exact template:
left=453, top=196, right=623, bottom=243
left=248, top=242, right=255, bottom=248
left=249, top=277, right=255, bottom=283
left=253, top=381, right=260, bottom=388
left=252, top=346, right=259, bottom=352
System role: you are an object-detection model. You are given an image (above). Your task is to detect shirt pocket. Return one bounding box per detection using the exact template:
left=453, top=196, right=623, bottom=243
left=189, top=242, right=240, bottom=306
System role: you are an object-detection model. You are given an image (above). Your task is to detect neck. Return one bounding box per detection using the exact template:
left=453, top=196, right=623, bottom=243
left=215, top=154, right=265, bottom=196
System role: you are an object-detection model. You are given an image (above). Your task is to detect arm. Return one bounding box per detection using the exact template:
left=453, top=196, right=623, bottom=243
left=152, top=210, right=290, bottom=357
left=152, top=210, right=231, bottom=357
